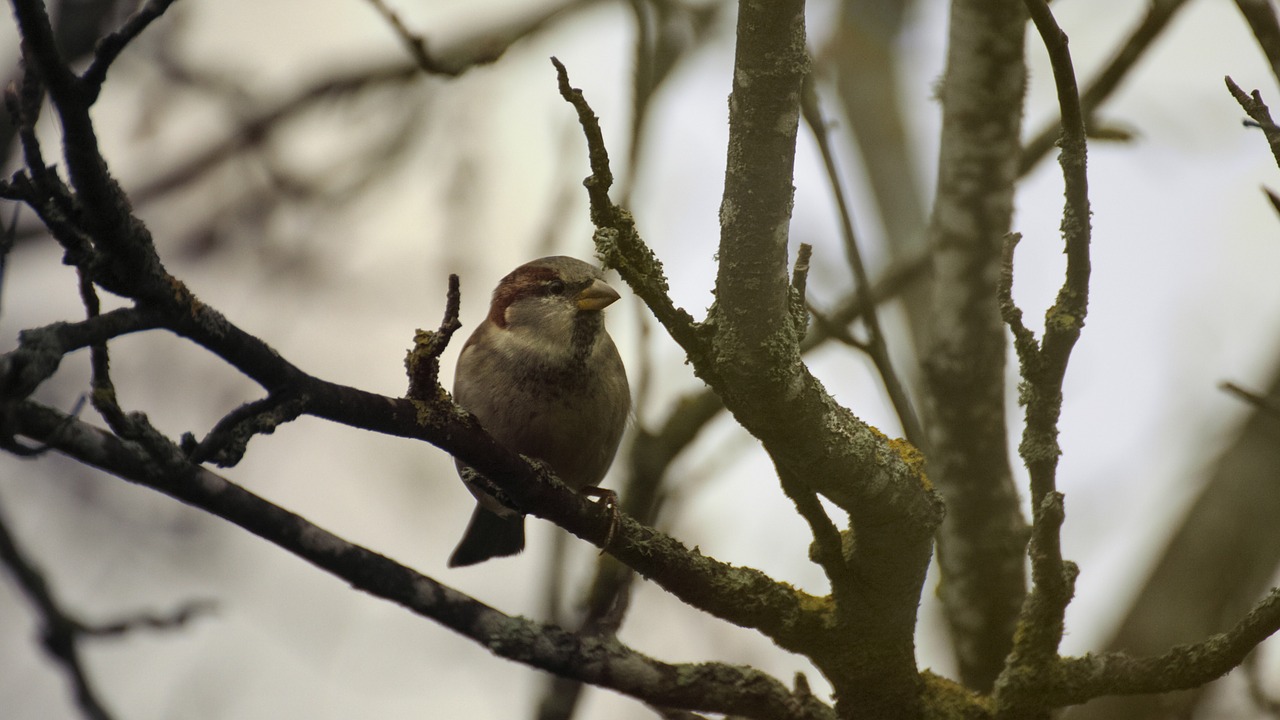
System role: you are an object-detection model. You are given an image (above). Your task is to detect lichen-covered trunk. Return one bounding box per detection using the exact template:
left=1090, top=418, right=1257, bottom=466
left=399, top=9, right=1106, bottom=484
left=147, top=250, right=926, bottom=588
left=924, top=0, right=1031, bottom=692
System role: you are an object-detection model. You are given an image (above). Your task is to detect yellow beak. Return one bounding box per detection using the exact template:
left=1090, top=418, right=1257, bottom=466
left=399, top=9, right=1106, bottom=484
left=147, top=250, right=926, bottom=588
left=576, top=279, right=621, bottom=311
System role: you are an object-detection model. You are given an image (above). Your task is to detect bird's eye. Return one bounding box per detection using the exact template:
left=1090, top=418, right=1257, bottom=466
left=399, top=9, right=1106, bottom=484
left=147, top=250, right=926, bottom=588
left=546, top=280, right=566, bottom=296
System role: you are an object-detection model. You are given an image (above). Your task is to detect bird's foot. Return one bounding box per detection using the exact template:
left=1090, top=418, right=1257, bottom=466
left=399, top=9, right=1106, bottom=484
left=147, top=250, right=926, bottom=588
left=580, top=487, right=620, bottom=553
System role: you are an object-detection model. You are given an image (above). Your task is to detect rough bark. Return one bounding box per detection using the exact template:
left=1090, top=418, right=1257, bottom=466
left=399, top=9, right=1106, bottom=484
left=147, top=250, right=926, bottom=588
left=923, top=0, right=1031, bottom=693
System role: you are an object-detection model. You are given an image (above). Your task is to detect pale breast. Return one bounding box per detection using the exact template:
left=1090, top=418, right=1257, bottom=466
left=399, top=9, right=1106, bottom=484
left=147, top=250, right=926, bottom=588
left=454, top=324, right=630, bottom=490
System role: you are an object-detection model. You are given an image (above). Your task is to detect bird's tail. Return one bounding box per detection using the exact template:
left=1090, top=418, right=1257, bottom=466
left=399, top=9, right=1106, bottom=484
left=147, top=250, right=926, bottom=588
left=448, top=507, right=525, bottom=567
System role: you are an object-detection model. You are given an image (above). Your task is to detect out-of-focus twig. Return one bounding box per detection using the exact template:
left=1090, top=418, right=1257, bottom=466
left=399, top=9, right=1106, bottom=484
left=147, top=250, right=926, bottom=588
left=0, top=495, right=115, bottom=720
left=1221, top=380, right=1280, bottom=418
left=365, top=0, right=602, bottom=77
left=1235, top=0, right=1280, bottom=87
left=1020, top=0, right=1190, bottom=176
left=799, top=75, right=924, bottom=448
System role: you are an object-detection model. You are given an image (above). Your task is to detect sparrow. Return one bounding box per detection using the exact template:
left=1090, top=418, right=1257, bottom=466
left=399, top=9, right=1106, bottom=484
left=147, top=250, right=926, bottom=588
left=449, top=256, right=630, bottom=567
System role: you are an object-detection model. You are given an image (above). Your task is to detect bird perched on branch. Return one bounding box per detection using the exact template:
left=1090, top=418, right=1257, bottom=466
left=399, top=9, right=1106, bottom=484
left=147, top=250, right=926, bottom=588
left=449, top=256, right=630, bottom=567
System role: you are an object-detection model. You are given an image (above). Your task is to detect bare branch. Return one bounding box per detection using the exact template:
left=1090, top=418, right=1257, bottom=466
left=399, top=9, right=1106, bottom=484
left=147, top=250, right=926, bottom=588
left=550, top=57, right=704, bottom=357
left=1, top=307, right=163, bottom=400
left=994, top=1, right=1093, bottom=711
left=799, top=75, right=924, bottom=449
left=366, top=0, right=599, bottom=76
left=11, top=0, right=175, bottom=304
left=1048, top=587, right=1280, bottom=705
left=1234, top=0, right=1280, bottom=87
left=2, top=304, right=829, bottom=669
left=1220, top=380, right=1280, bottom=417
left=1226, top=76, right=1280, bottom=170
left=81, top=0, right=180, bottom=99
left=182, top=393, right=308, bottom=467
left=405, top=273, right=463, bottom=401
left=75, top=600, right=217, bottom=638
left=7, top=398, right=835, bottom=720
left=1020, top=0, right=1190, bottom=175
left=363, top=0, right=439, bottom=72
left=0, top=495, right=115, bottom=720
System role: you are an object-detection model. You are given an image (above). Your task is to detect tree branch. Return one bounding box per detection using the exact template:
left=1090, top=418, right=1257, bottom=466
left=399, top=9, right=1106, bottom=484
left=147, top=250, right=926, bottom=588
left=81, top=0, right=179, bottom=99
left=0, top=297, right=828, bottom=667
left=1226, top=76, right=1280, bottom=170
left=799, top=77, right=923, bottom=449
left=557, top=6, right=944, bottom=714
left=994, top=1, right=1093, bottom=712
left=1020, top=0, right=1190, bottom=176
left=10, top=0, right=175, bottom=304
left=6, top=398, right=835, bottom=720
left=1234, top=0, right=1280, bottom=87
left=550, top=57, right=704, bottom=359
left=923, top=0, right=1029, bottom=692
left=1049, top=586, right=1280, bottom=706
left=0, top=494, right=114, bottom=720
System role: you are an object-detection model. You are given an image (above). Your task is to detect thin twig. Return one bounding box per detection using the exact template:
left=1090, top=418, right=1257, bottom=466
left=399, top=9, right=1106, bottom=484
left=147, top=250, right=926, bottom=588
left=183, top=393, right=308, bottom=467
left=0, top=203, right=18, bottom=317
left=550, top=57, right=704, bottom=356
left=552, top=57, right=615, bottom=224
left=363, top=0, right=443, bottom=73
left=0, top=495, right=115, bottom=720
left=1020, top=0, right=1189, bottom=176
left=75, top=600, right=217, bottom=638
left=406, top=273, right=463, bottom=401
left=364, top=0, right=545, bottom=76
left=82, top=0, right=180, bottom=99
left=799, top=75, right=924, bottom=448
left=1221, top=380, right=1280, bottom=418
left=78, top=273, right=129, bottom=434
left=1226, top=76, right=1280, bottom=170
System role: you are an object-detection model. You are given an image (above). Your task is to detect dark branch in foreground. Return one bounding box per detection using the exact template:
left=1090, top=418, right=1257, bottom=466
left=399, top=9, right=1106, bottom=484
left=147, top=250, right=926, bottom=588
left=82, top=0, right=180, bottom=98
left=6, top=398, right=834, bottom=720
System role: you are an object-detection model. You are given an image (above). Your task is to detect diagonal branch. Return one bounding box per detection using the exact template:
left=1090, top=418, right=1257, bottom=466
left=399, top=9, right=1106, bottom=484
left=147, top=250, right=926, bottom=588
left=1234, top=0, right=1280, bottom=87
left=81, top=0, right=180, bottom=98
left=1020, top=0, right=1190, bottom=176
left=1048, top=586, right=1280, bottom=706
left=7, top=398, right=835, bottom=720
left=1226, top=76, right=1280, bottom=170
left=799, top=76, right=924, bottom=449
